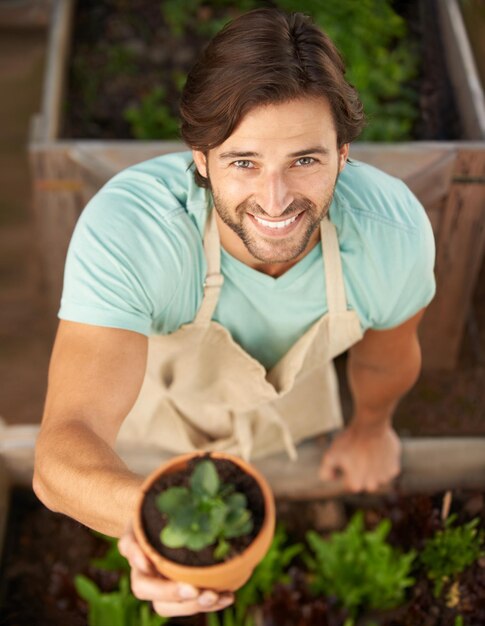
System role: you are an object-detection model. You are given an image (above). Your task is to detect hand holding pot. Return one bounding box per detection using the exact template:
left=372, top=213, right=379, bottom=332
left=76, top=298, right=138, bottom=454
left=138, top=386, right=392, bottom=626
left=118, top=526, right=235, bottom=617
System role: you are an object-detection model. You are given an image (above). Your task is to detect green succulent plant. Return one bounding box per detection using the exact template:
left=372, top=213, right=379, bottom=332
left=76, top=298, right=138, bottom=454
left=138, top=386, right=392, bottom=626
left=156, top=458, right=254, bottom=560
left=306, top=511, right=416, bottom=617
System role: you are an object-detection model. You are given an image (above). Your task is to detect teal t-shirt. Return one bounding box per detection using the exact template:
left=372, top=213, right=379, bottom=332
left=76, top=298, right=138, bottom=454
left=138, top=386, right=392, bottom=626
left=59, top=151, right=436, bottom=369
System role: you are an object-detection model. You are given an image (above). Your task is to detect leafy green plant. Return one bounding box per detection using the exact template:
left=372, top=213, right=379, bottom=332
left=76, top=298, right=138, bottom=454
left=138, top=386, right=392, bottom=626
left=277, top=0, right=419, bottom=141
left=305, top=511, right=416, bottom=618
left=420, top=514, right=484, bottom=597
left=207, top=524, right=303, bottom=626
left=74, top=533, right=166, bottom=626
left=154, top=0, right=418, bottom=142
left=156, top=458, right=253, bottom=560
left=124, top=87, right=180, bottom=140
left=75, top=575, right=167, bottom=626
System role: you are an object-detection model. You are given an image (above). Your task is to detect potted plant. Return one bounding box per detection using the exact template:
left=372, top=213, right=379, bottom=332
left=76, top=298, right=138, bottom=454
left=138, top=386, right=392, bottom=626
left=132, top=451, right=275, bottom=592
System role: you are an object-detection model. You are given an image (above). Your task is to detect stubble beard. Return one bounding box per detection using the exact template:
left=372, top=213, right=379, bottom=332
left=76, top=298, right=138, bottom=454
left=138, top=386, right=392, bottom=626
left=211, top=191, right=336, bottom=264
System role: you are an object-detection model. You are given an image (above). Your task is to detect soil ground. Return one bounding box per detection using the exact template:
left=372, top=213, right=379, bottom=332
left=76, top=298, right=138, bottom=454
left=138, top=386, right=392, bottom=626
left=0, top=12, right=483, bottom=439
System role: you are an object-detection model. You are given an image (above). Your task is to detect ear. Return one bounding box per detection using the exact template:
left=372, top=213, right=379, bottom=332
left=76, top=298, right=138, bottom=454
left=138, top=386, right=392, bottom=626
left=338, top=143, right=350, bottom=173
left=192, top=150, right=208, bottom=179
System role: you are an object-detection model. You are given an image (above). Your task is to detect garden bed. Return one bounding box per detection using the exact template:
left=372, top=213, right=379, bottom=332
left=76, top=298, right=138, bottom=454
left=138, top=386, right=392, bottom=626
left=1, top=487, right=484, bottom=626
left=62, top=0, right=460, bottom=142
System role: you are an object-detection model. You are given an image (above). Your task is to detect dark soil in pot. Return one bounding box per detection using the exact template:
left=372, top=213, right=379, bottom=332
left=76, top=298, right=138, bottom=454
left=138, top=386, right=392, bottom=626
left=141, top=455, right=265, bottom=566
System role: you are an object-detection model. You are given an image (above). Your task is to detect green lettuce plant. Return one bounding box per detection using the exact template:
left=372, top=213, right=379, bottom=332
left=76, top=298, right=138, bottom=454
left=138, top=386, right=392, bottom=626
left=305, top=511, right=416, bottom=618
left=207, top=524, right=304, bottom=626
left=143, top=0, right=418, bottom=142
left=75, top=575, right=166, bottom=626
left=420, top=514, right=484, bottom=597
left=123, top=87, right=180, bottom=140
left=74, top=534, right=166, bottom=626
left=156, top=458, right=253, bottom=560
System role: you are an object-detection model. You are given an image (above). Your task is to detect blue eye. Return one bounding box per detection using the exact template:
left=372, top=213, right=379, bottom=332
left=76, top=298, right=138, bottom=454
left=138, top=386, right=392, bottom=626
left=233, top=160, right=254, bottom=169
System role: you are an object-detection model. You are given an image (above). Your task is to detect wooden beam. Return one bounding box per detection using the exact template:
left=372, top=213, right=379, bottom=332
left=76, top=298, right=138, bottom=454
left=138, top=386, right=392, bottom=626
left=421, top=148, right=485, bottom=369
left=2, top=422, right=485, bottom=496
left=437, top=0, right=485, bottom=139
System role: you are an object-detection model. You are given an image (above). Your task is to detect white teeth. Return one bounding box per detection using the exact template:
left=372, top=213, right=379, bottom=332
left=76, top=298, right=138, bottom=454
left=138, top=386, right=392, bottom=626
left=253, top=214, right=298, bottom=229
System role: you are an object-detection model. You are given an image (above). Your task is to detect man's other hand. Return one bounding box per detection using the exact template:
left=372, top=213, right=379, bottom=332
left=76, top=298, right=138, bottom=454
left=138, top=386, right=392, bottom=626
left=319, top=422, right=402, bottom=493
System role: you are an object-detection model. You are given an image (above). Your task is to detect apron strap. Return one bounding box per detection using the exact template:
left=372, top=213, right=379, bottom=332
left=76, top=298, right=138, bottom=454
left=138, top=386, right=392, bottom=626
left=320, top=217, right=348, bottom=314
left=194, top=204, right=224, bottom=325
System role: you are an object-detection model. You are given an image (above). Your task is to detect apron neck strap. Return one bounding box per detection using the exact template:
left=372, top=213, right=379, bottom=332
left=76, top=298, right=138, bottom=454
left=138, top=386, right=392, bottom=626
left=195, top=208, right=348, bottom=324
left=320, top=216, right=348, bottom=314
left=194, top=202, right=224, bottom=325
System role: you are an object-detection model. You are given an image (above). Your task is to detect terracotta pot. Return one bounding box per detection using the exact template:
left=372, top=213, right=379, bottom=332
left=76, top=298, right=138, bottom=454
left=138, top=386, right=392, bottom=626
left=133, top=451, right=276, bottom=592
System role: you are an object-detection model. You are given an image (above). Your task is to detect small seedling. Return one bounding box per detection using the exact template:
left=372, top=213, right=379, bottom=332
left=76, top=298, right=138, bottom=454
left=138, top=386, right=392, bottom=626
left=420, top=514, right=484, bottom=598
left=156, top=459, right=253, bottom=560
left=306, top=511, right=416, bottom=617
left=207, top=524, right=303, bottom=626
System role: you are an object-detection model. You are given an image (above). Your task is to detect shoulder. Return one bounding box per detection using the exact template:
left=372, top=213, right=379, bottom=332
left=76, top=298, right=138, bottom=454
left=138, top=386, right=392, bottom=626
left=61, top=151, right=207, bottom=333
left=78, top=150, right=206, bottom=250
left=332, top=160, right=436, bottom=330
left=93, top=149, right=205, bottom=218
left=333, top=159, right=427, bottom=233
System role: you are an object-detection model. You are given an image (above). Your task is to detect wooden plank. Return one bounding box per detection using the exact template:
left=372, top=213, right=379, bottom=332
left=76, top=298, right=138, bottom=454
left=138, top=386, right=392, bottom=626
left=29, top=146, right=86, bottom=320
left=0, top=0, right=53, bottom=28
left=437, top=0, right=485, bottom=139
left=117, top=437, right=485, bottom=497
left=405, top=150, right=456, bottom=211
left=421, top=148, right=485, bottom=369
left=2, top=421, right=485, bottom=496
left=350, top=143, right=454, bottom=183
left=40, top=0, right=75, bottom=141
left=0, top=458, right=11, bottom=567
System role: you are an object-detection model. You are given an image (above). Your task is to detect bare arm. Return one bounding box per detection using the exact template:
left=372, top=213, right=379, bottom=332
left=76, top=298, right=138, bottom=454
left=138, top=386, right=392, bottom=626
left=320, top=308, right=426, bottom=491
left=33, top=320, right=148, bottom=537
left=34, top=320, right=236, bottom=615
left=347, top=307, right=424, bottom=428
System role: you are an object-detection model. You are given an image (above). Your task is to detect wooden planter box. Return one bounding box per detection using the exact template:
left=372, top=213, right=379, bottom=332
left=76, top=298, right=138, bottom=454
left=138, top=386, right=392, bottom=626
left=29, top=0, right=485, bottom=370
left=1, top=418, right=485, bottom=497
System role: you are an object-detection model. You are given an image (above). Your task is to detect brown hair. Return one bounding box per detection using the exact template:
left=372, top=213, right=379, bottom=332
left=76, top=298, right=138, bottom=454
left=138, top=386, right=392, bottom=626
left=180, top=8, right=365, bottom=188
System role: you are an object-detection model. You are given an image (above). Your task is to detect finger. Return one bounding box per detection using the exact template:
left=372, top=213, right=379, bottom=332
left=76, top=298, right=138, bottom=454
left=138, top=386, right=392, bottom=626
left=344, top=471, right=365, bottom=493
left=130, top=568, right=200, bottom=603
left=364, top=479, right=378, bottom=492
left=319, top=456, right=339, bottom=481
left=152, top=592, right=234, bottom=618
left=118, top=532, right=155, bottom=575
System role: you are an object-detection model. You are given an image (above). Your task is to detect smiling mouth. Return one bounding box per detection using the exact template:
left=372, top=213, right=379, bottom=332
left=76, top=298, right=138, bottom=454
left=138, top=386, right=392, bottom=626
left=250, top=213, right=301, bottom=230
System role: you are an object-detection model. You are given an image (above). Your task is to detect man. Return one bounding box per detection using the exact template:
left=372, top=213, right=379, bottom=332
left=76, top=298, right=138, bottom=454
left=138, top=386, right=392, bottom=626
left=33, top=8, right=435, bottom=617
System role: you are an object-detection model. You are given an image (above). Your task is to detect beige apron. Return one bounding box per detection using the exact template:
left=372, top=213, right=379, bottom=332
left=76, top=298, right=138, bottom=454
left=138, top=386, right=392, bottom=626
left=117, top=207, right=363, bottom=461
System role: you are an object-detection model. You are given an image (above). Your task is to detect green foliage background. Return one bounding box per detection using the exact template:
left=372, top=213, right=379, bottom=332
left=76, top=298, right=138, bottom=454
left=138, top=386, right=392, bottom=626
left=125, top=0, right=419, bottom=142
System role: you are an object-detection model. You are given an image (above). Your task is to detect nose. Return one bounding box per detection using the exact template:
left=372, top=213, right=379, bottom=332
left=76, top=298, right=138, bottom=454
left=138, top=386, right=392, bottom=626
left=255, top=171, right=293, bottom=217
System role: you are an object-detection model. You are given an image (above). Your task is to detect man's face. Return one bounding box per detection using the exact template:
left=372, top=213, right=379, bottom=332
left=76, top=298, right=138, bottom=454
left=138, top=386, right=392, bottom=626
left=193, top=97, right=349, bottom=274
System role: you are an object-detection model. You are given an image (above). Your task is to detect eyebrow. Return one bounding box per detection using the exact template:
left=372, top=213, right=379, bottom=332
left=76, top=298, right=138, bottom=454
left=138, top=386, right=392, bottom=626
left=218, top=146, right=330, bottom=160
